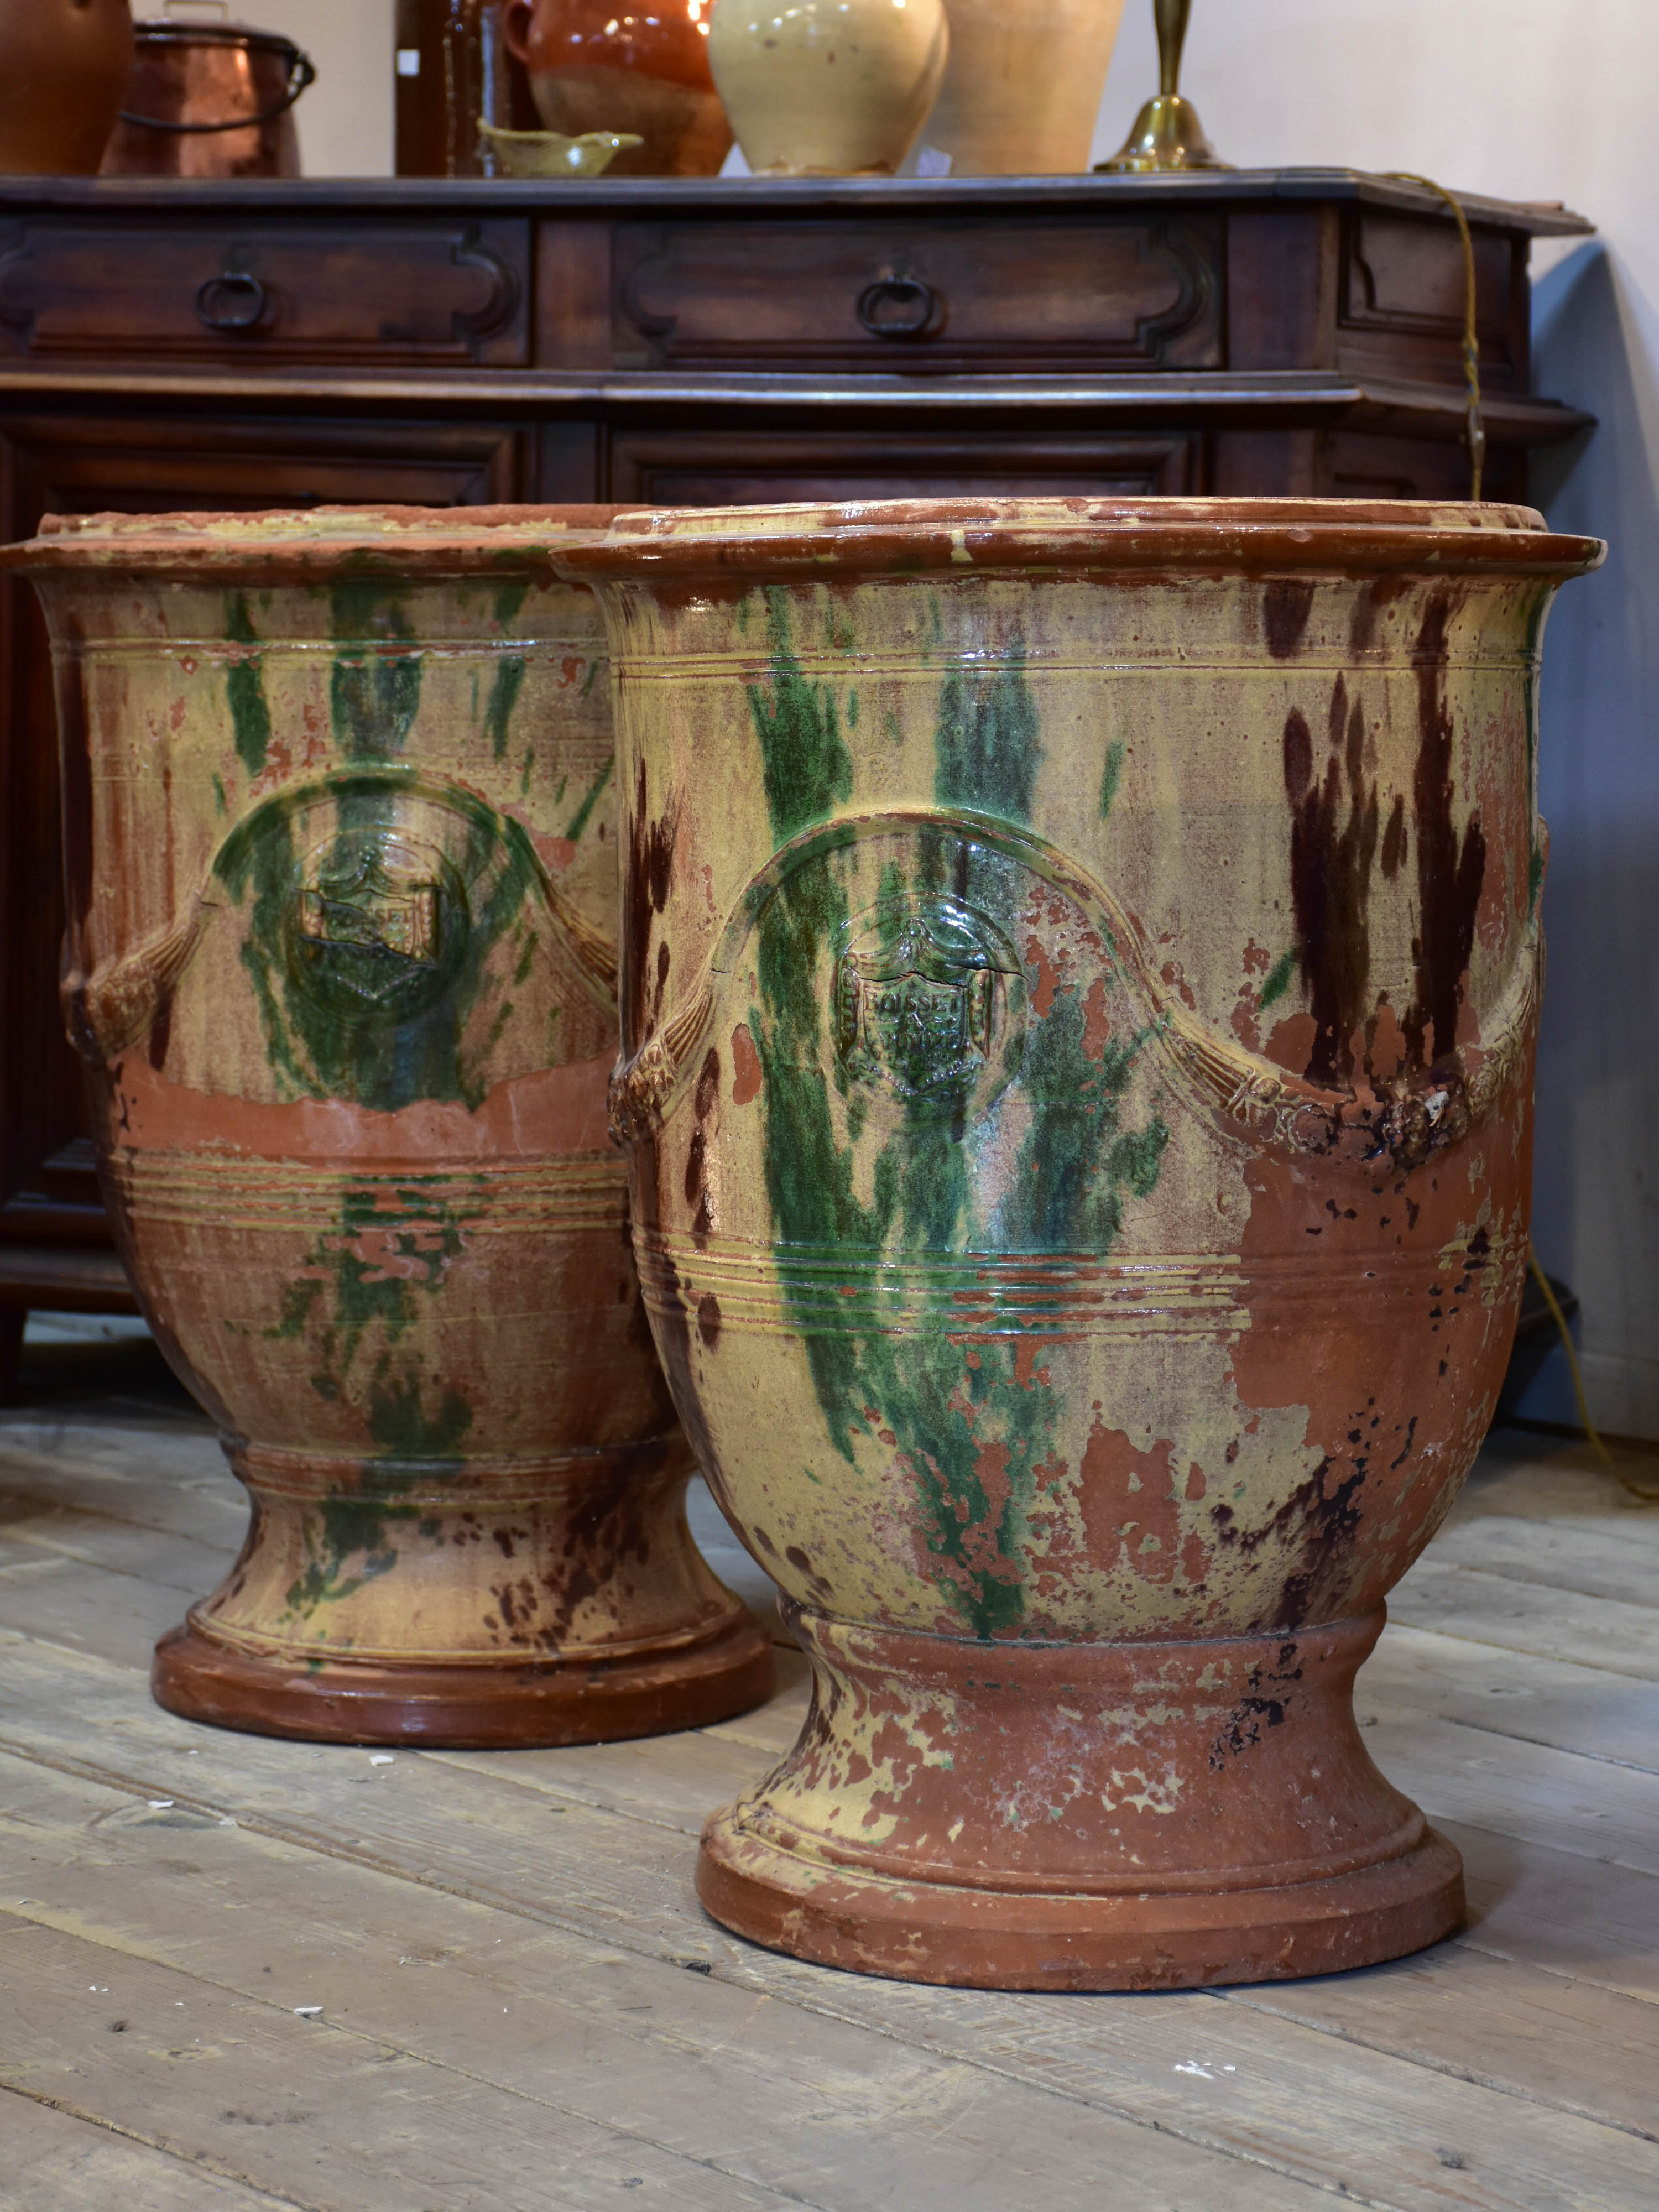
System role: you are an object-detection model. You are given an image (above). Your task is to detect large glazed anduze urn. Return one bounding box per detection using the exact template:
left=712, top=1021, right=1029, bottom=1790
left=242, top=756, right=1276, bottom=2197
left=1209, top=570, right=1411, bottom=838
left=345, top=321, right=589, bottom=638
left=560, top=497, right=1601, bottom=1989
left=5, top=507, right=772, bottom=1747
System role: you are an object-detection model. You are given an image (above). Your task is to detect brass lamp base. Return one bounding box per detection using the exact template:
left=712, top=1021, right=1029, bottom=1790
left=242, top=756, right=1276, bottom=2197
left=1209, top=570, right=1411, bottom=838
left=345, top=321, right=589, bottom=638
left=1098, top=92, right=1228, bottom=173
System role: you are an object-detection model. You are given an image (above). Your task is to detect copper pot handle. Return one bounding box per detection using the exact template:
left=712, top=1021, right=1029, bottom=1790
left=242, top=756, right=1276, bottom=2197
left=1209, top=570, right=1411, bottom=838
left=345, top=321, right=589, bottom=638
left=120, top=46, right=316, bottom=134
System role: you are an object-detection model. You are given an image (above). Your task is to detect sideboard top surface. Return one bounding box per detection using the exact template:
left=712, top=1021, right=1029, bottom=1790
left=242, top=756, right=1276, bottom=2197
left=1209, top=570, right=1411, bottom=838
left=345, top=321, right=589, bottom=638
left=0, top=169, right=1595, bottom=238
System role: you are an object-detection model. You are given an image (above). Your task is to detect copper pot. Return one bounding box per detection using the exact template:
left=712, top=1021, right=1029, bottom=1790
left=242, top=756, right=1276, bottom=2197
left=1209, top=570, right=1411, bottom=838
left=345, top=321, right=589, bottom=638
left=102, top=3, right=315, bottom=179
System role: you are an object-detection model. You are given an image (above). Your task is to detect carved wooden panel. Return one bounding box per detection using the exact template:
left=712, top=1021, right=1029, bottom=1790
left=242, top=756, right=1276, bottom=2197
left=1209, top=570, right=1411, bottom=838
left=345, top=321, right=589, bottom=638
left=1338, top=210, right=1522, bottom=387
left=611, top=215, right=1224, bottom=372
left=0, top=219, right=529, bottom=365
left=603, top=429, right=1201, bottom=505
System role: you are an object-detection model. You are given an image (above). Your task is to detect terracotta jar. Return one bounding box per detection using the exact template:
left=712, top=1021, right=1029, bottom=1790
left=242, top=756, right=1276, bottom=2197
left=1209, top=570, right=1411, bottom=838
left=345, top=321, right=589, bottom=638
left=560, top=496, right=1601, bottom=1989
left=102, top=10, right=316, bottom=181
left=502, top=0, right=732, bottom=176
left=0, top=0, right=135, bottom=175
left=708, top=0, right=948, bottom=176
left=922, top=0, right=1126, bottom=174
left=3, top=507, right=773, bottom=1749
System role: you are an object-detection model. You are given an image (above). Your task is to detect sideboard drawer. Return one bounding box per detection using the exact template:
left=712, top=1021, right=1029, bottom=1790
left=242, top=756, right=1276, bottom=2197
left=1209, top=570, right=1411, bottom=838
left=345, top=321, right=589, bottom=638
left=0, top=218, right=528, bottom=365
left=612, top=213, right=1223, bottom=372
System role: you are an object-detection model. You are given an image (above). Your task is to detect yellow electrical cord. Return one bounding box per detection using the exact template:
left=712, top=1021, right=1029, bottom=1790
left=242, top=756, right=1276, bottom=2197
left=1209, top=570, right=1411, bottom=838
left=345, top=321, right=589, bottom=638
left=1385, top=173, right=1486, bottom=500
left=1526, top=1243, right=1659, bottom=1503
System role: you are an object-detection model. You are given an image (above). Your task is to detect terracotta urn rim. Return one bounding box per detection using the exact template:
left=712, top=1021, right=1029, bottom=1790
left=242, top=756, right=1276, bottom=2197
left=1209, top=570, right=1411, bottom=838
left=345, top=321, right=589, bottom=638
left=0, top=503, right=625, bottom=578
left=558, top=494, right=1606, bottom=581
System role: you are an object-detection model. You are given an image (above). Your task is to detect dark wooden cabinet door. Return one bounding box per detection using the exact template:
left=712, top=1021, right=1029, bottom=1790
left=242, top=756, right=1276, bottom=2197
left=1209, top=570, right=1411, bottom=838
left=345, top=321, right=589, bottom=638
left=0, top=411, right=530, bottom=1203
left=603, top=427, right=1202, bottom=505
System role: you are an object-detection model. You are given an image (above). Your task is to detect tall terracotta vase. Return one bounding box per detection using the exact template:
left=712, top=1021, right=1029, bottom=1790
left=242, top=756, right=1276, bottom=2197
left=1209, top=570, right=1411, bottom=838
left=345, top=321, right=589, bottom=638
left=0, top=0, right=135, bottom=174
left=4, top=507, right=773, bottom=1747
left=560, top=496, right=1601, bottom=1989
left=923, top=0, right=1128, bottom=175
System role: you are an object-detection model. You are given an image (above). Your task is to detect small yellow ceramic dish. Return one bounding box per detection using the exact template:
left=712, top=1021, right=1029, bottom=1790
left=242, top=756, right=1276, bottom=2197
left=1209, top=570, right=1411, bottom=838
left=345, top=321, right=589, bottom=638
left=476, top=119, right=643, bottom=178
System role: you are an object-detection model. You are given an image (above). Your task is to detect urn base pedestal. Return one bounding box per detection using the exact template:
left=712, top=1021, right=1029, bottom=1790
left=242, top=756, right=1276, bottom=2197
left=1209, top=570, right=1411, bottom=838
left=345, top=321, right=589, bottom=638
left=696, top=1607, right=1463, bottom=1990
left=152, top=1436, right=775, bottom=1747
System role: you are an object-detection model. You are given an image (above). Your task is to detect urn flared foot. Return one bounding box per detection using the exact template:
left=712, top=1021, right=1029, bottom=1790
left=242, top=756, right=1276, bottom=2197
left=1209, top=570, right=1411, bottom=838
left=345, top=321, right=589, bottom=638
left=151, top=1434, right=775, bottom=1746
left=695, top=1606, right=1463, bottom=1990
left=153, top=1606, right=775, bottom=1749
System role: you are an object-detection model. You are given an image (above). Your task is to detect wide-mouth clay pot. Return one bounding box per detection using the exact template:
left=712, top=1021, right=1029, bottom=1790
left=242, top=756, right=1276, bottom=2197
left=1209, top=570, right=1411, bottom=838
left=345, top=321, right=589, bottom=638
left=502, top=0, right=733, bottom=178
left=3, top=505, right=773, bottom=1749
left=559, top=495, right=1603, bottom=1989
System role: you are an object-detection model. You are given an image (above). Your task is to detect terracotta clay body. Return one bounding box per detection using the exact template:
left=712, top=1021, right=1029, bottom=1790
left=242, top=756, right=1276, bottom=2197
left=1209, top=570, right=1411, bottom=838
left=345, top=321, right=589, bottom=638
left=6, top=507, right=771, bottom=1747
left=0, top=0, right=135, bottom=174
left=562, top=497, right=1601, bottom=1988
left=502, top=0, right=732, bottom=177
left=923, top=0, right=1127, bottom=175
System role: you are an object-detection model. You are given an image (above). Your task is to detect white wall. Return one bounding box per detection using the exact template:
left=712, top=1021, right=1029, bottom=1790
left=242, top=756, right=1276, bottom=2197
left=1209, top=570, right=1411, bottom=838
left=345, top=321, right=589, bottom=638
left=249, top=0, right=1659, bottom=1434
left=251, top=0, right=394, bottom=178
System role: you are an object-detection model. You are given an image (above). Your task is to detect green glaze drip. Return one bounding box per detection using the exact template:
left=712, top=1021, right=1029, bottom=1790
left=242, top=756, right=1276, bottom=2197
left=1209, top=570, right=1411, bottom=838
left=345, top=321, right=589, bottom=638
left=367, top=1369, right=474, bottom=1458
left=492, top=578, right=530, bottom=630
left=933, top=634, right=1041, bottom=823
left=564, top=756, right=614, bottom=841
left=212, top=771, right=228, bottom=817
left=215, top=776, right=544, bottom=1113
left=1257, top=948, right=1298, bottom=1013
left=284, top=1493, right=416, bottom=1617
left=747, top=588, right=854, bottom=842
left=580, top=658, right=600, bottom=700
left=1099, top=738, right=1125, bottom=820
left=482, top=655, right=527, bottom=761
left=328, top=581, right=422, bottom=759
left=740, top=598, right=1163, bottom=1640
left=225, top=593, right=273, bottom=779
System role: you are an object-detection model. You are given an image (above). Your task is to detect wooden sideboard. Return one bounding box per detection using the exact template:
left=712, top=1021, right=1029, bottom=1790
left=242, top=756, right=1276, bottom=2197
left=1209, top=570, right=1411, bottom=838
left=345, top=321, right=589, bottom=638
left=0, top=168, right=1594, bottom=1373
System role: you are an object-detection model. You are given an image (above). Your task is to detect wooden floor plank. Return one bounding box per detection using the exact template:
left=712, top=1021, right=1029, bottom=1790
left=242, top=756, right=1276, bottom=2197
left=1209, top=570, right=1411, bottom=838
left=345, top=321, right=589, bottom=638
left=1217, top=1948, right=1659, bottom=2145
left=0, top=1755, right=1350, bottom=2212
left=1446, top=1443, right=1659, bottom=1533
left=1421, top=1516, right=1659, bottom=1614
left=1, top=1917, right=827, bottom=2212
left=6, top=1406, right=1659, bottom=2207
left=1369, top=1714, right=1659, bottom=1877
left=0, top=1504, right=232, bottom=1595
left=1448, top=1819, right=1659, bottom=2006
left=1, top=2087, right=303, bottom=2212
left=1, top=1645, right=1656, bottom=2210
left=1359, top=1627, right=1659, bottom=1775
left=1387, top=1557, right=1659, bottom=1681
left=0, top=1552, right=190, bottom=1668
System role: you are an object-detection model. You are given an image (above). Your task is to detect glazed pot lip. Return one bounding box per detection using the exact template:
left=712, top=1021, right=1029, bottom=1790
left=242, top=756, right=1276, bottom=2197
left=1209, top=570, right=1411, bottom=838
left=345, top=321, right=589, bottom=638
left=557, top=495, right=1606, bottom=581
left=0, top=504, right=625, bottom=580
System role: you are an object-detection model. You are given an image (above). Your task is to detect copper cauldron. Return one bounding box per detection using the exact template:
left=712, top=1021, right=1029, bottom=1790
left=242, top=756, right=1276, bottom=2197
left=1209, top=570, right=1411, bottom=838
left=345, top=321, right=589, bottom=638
left=102, top=3, right=315, bottom=179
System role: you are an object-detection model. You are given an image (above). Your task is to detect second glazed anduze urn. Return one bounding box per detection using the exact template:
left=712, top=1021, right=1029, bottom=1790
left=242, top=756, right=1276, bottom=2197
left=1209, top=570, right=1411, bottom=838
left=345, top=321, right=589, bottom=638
left=7, top=507, right=771, bottom=1747
left=561, top=496, right=1600, bottom=1989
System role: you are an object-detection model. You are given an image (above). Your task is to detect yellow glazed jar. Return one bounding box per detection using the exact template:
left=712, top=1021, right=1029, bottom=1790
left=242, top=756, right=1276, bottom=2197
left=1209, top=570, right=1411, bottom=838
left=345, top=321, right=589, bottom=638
left=709, top=0, right=949, bottom=174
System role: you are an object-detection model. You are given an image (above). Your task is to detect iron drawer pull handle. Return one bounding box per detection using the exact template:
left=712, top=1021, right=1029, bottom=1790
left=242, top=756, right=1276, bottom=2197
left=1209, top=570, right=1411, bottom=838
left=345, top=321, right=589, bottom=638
left=196, top=272, right=268, bottom=333
left=856, top=276, right=939, bottom=339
